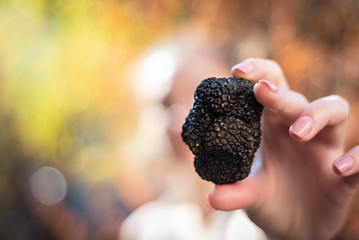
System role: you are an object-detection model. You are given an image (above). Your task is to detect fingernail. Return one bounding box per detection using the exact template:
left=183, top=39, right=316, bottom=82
left=289, top=116, right=314, bottom=138
left=334, top=156, right=354, bottom=175
left=232, top=62, right=254, bottom=74
left=259, top=79, right=278, bottom=93
left=205, top=193, right=216, bottom=210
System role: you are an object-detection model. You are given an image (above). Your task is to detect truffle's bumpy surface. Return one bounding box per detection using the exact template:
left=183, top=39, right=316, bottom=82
left=181, top=77, right=263, bottom=184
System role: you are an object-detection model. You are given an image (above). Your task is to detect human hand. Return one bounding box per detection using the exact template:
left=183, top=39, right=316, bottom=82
left=206, top=58, right=359, bottom=240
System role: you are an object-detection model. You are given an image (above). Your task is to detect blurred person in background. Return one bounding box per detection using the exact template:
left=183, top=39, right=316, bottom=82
left=120, top=35, right=267, bottom=240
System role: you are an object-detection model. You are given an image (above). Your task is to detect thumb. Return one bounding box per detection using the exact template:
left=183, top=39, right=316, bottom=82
left=206, top=177, right=259, bottom=211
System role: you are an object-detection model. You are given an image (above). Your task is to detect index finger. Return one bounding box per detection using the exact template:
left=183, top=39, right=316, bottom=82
left=231, top=58, right=289, bottom=89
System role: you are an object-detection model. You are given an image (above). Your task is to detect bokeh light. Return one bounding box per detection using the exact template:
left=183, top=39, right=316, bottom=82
left=30, top=166, right=67, bottom=206
left=135, top=47, right=177, bottom=101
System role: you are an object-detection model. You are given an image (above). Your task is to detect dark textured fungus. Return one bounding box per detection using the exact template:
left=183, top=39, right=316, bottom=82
left=181, top=77, right=263, bottom=184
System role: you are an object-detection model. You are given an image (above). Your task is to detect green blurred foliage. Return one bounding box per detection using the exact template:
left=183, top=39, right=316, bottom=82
left=0, top=0, right=189, bottom=180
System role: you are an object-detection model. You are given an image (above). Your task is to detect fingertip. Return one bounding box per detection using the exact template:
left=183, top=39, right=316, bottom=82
left=332, top=148, right=359, bottom=188
left=253, top=80, right=279, bottom=110
left=288, top=116, right=314, bottom=142
left=231, top=61, right=254, bottom=77
left=288, top=131, right=309, bottom=143
left=207, top=178, right=257, bottom=211
left=258, top=80, right=278, bottom=93
left=333, top=156, right=355, bottom=177
left=232, top=58, right=289, bottom=88
left=205, top=192, right=216, bottom=210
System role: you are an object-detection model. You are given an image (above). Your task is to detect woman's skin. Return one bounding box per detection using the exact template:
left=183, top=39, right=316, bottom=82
left=206, top=58, right=359, bottom=240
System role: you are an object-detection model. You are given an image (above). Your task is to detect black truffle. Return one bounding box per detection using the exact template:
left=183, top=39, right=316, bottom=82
left=181, top=77, right=263, bottom=184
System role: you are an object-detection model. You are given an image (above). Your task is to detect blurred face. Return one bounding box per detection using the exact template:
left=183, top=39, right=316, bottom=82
left=163, top=55, right=230, bottom=163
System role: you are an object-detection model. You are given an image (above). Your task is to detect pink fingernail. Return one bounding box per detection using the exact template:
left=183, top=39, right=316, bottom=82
left=232, top=62, right=254, bottom=74
left=289, top=116, right=314, bottom=138
left=259, top=80, right=278, bottom=93
left=205, top=193, right=216, bottom=210
left=334, top=156, right=354, bottom=175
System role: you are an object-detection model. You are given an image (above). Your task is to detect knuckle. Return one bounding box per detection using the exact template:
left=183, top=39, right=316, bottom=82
left=245, top=57, right=256, bottom=62
left=323, top=95, right=350, bottom=113
left=323, top=94, right=347, bottom=103
left=314, top=95, right=347, bottom=106
left=352, top=145, right=359, bottom=154
left=242, top=57, right=257, bottom=63
left=336, top=95, right=349, bottom=111
left=298, top=93, right=308, bottom=105
left=266, top=59, right=283, bottom=73
left=243, top=58, right=259, bottom=67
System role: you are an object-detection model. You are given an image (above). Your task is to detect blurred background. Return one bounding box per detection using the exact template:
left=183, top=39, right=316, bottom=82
left=1, top=0, right=359, bottom=239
